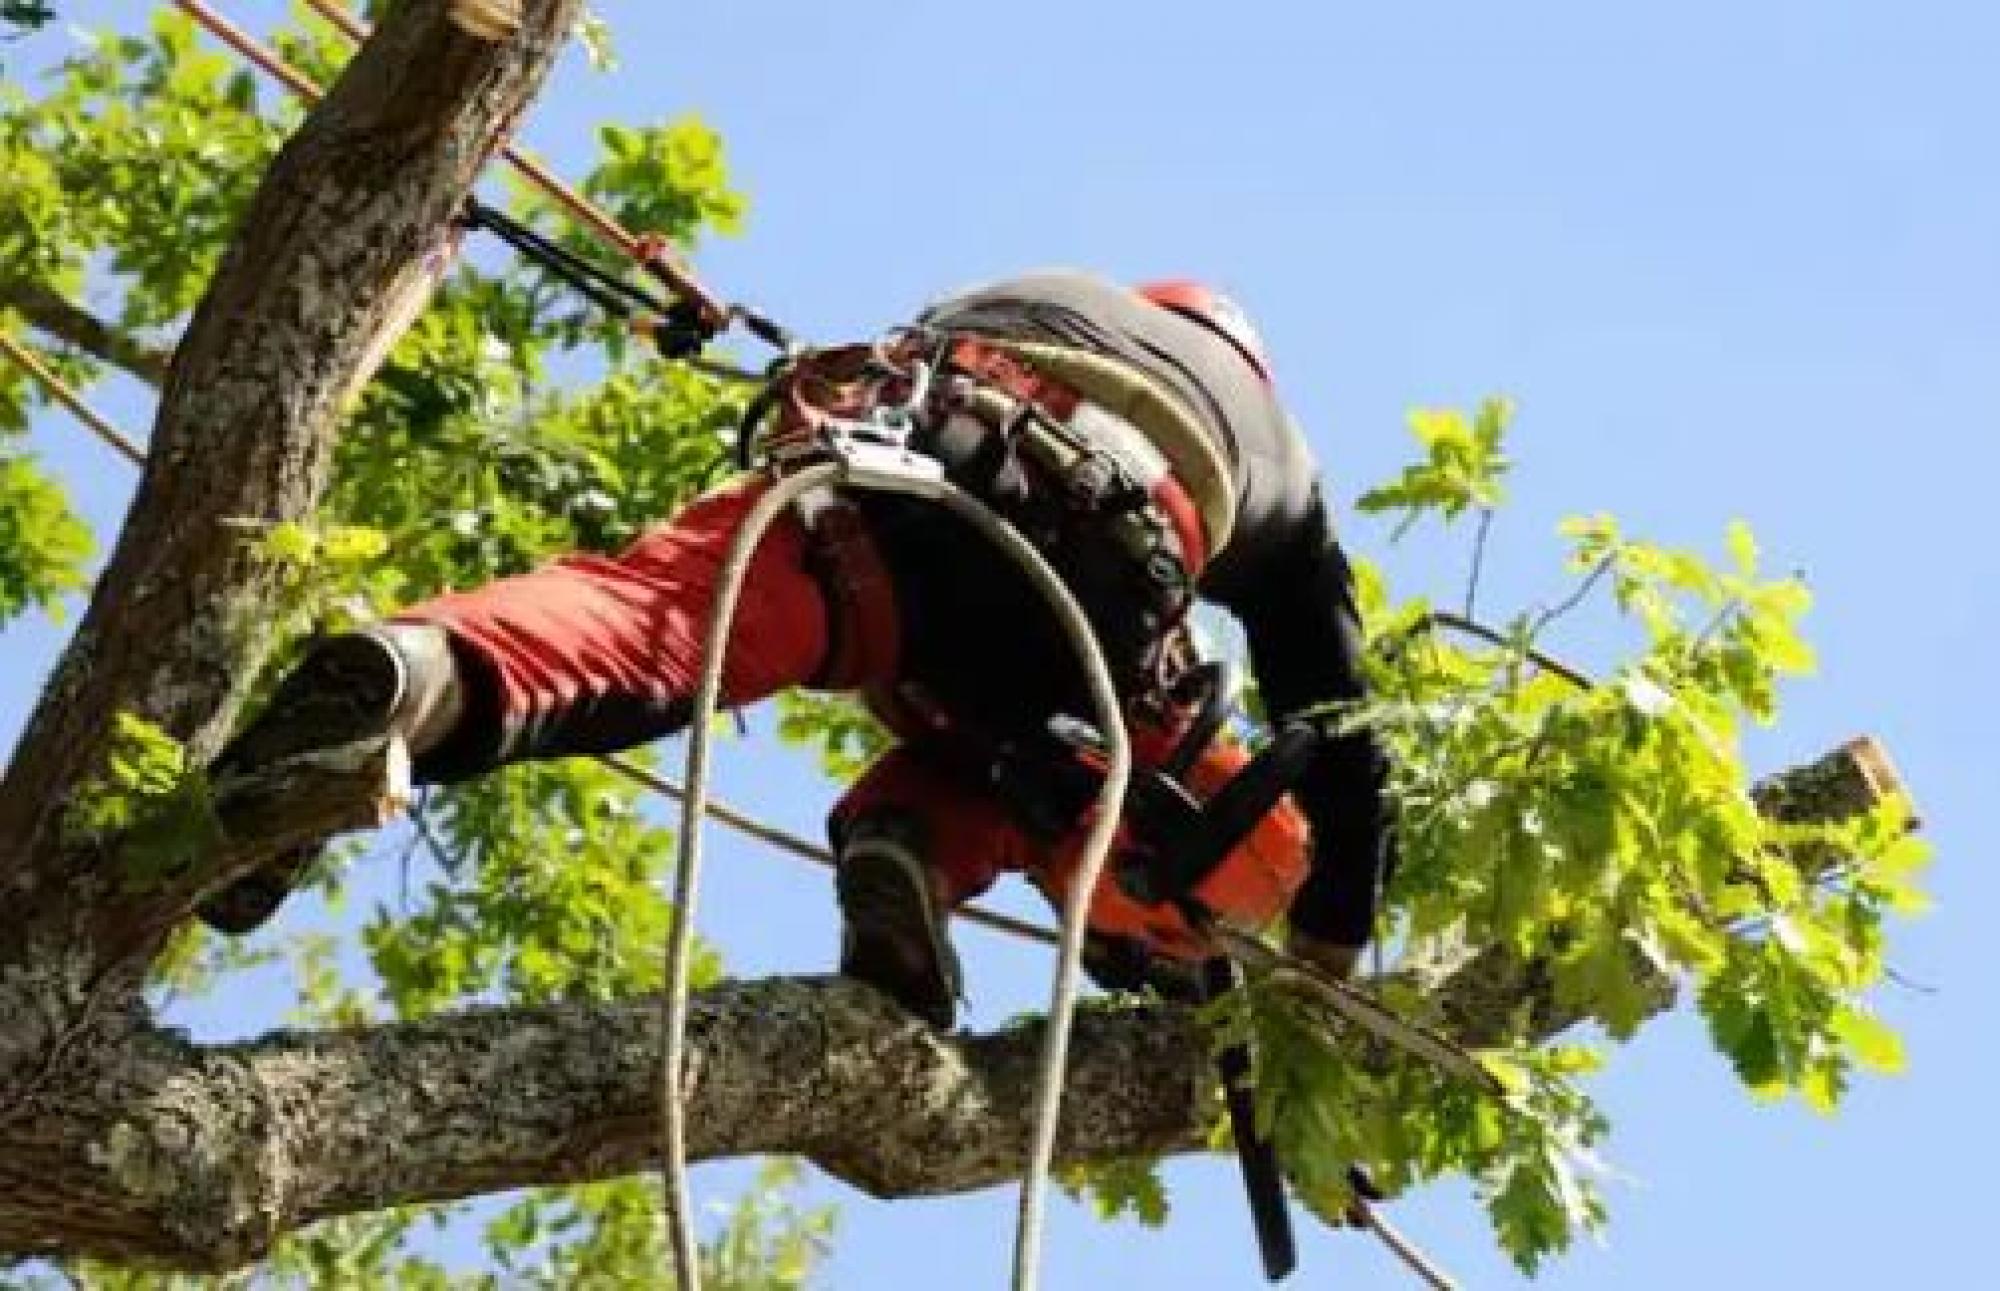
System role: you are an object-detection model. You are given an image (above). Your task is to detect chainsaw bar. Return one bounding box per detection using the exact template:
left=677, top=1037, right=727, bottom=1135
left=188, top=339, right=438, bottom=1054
left=1206, top=922, right=1502, bottom=1096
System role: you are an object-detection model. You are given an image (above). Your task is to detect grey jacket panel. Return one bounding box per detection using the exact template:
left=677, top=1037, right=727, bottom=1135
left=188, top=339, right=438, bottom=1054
left=918, top=270, right=1320, bottom=598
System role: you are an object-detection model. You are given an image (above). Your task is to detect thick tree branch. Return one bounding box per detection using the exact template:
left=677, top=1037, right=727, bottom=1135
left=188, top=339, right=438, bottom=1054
left=0, top=279, right=172, bottom=385
left=0, top=977, right=1207, bottom=1269
left=0, top=739, right=1906, bottom=1271
left=0, top=0, right=586, bottom=951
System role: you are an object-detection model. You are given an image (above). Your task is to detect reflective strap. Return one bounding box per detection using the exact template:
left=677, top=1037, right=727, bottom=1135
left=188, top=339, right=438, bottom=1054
left=956, top=335, right=1238, bottom=559
left=1069, top=403, right=1209, bottom=577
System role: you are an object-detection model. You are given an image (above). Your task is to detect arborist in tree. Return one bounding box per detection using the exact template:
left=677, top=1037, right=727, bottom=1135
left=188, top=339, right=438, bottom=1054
left=197, top=271, right=1396, bottom=1030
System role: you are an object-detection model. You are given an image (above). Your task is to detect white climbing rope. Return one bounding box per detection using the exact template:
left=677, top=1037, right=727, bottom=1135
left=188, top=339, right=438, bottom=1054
left=660, top=459, right=1131, bottom=1291
left=657, top=467, right=833, bottom=1288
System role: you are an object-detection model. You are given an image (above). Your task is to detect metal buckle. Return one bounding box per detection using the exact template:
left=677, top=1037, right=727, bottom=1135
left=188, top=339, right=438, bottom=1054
left=765, top=349, right=946, bottom=490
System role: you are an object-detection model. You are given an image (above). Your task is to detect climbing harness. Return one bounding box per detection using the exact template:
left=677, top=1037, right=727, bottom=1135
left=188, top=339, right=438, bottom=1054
left=662, top=349, right=1137, bottom=1290
left=51, top=9, right=1491, bottom=1288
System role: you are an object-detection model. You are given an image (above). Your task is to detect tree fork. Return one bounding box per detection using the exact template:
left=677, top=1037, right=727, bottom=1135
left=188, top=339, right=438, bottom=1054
left=0, top=0, right=586, bottom=988
left=0, top=0, right=584, bottom=1212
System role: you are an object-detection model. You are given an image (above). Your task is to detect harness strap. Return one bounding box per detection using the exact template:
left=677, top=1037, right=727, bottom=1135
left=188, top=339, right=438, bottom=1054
left=944, top=338, right=1212, bottom=578
left=766, top=334, right=1220, bottom=700
left=798, top=489, right=901, bottom=691
left=959, top=336, right=1238, bottom=560
left=947, top=337, right=1082, bottom=421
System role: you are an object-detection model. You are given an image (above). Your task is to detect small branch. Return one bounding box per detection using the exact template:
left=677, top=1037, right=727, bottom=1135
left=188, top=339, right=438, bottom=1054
left=1462, top=507, right=1494, bottom=619
left=0, top=279, right=172, bottom=386
left=1690, top=596, right=1744, bottom=651
left=1529, top=553, right=1614, bottom=639
left=1401, top=611, right=1595, bottom=691
left=1405, top=736, right=1913, bottom=1047
left=1883, top=966, right=1939, bottom=996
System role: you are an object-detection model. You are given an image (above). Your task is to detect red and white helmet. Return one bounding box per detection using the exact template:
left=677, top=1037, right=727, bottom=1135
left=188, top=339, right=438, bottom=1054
left=1136, top=279, right=1273, bottom=384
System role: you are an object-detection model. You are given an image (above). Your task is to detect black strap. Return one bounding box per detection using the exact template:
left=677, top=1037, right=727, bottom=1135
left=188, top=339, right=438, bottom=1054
left=459, top=197, right=711, bottom=358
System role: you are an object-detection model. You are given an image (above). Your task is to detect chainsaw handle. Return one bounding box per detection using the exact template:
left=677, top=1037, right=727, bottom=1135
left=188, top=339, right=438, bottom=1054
left=1147, top=722, right=1319, bottom=901
left=1159, top=660, right=1239, bottom=779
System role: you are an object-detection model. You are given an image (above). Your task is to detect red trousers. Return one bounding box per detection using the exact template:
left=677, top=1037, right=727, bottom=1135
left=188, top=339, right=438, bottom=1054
left=400, top=478, right=1069, bottom=908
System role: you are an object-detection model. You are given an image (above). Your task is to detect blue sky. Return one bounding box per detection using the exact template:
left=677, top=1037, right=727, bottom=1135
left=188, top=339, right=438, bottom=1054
left=6, top=1, right=1997, bottom=1286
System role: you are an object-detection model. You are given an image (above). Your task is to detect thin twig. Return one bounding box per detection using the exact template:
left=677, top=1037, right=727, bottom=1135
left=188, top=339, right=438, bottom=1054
left=1529, top=554, right=1614, bottom=639
left=0, top=277, right=171, bottom=384
left=1690, top=596, right=1744, bottom=652
left=1409, top=611, right=1596, bottom=691
left=1884, top=966, right=1939, bottom=995
left=1463, top=507, right=1494, bottom=619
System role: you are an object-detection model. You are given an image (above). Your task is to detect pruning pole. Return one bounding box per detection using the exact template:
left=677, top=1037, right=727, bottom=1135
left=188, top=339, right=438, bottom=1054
left=0, top=330, right=147, bottom=466
left=297, top=0, right=730, bottom=329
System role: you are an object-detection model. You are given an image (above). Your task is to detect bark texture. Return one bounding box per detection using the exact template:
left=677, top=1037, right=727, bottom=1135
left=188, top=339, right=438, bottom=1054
left=0, top=979, right=1208, bottom=1269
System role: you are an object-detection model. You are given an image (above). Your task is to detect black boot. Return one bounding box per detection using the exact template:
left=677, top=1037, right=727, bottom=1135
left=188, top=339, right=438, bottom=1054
left=834, top=813, right=962, bottom=1029
left=197, top=624, right=462, bottom=936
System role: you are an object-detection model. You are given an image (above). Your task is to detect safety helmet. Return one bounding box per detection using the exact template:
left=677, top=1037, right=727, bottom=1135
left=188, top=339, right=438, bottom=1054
left=1136, top=279, right=1273, bottom=384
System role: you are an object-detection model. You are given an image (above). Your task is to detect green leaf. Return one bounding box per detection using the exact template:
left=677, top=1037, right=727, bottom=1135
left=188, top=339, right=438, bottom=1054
left=0, top=448, right=93, bottom=624
left=1356, top=398, right=1512, bottom=537
left=1832, top=1006, right=1908, bottom=1076
left=1725, top=519, right=1759, bottom=575
left=1057, top=1158, right=1171, bottom=1227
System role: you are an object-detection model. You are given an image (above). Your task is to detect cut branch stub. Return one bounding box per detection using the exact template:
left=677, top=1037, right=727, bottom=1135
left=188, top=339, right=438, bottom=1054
left=1412, top=734, right=1912, bottom=1048
left=94, top=736, right=412, bottom=966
